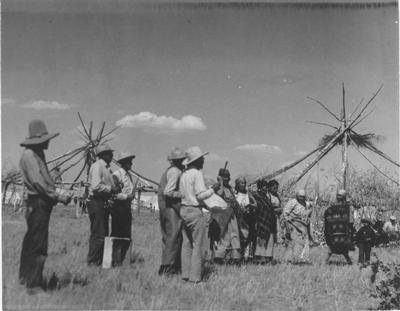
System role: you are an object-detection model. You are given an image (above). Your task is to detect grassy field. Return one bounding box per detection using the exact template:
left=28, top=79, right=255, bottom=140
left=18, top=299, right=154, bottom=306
left=2, top=205, right=399, bottom=310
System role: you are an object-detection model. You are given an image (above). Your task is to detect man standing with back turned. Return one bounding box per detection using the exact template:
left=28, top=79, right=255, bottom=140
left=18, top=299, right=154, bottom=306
left=112, top=152, right=137, bottom=266
left=158, top=148, right=186, bottom=276
left=179, top=146, right=219, bottom=283
left=19, top=120, right=72, bottom=295
left=86, top=144, right=120, bottom=266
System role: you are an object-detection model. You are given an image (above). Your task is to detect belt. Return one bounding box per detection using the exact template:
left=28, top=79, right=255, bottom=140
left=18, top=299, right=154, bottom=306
left=27, top=194, right=43, bottom=199
left=181, top=204, right=203, bottom=208
left=87, top=196, right=108, bottom=201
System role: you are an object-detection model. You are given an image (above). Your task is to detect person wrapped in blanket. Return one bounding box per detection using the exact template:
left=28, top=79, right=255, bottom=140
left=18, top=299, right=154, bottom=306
left=251, top=177, right=279, bottom=264
left=210, top=168, right=245, bottom=265
left=283, top=189, right=313, bottom=264
left=234, top=177, right=257, bottom=261
left=324, top=189, right=354, bottom=265
left=264, top=180, right=283, bottom=244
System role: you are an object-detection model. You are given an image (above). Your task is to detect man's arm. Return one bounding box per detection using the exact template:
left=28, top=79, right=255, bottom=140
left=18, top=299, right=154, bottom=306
left=22, top=153, right=68, bottom=203
left=194, top=171, right=214, bottom=201
left=163, top=168, right=182, bottom=198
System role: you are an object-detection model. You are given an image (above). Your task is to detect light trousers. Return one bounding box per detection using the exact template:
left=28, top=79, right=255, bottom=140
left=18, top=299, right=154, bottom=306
left=180, top=206, right=209, bottom=282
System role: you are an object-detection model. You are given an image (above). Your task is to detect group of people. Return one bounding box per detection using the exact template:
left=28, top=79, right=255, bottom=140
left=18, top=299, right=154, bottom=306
left=157, top=146, right=315, bottom=282
left=18, top=119, right=138, bottom=294
left=17, top=119, right=399, bottom=294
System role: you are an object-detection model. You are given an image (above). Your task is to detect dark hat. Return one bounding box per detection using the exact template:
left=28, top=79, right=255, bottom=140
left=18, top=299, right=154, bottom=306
left=20, top=120, right=59, bottom=146
left=218, top=168, right=230, bottom=177
left=96, top=143, right=114, bottom=156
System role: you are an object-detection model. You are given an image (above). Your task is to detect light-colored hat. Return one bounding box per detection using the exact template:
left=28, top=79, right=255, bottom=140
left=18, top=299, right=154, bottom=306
left=96, top=143, right=114, bottom=156
left=182, top=146, right=209, bottom=166
left=20, top=120, right=59, bottom=146
left=169, top=147, right=186, bottom=160
left=115, top=152, right=136, bottom=164
left=296, top=189, right=306, bottom=197
left=390, top=215, right=396, bottom=221
left=337, top=189, right=347, bottom=198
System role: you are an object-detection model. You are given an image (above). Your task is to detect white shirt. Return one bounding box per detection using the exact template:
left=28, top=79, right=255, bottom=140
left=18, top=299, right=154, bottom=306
left=88, top=159, right=115, bottom=197
left=113, top=168, right=136, bottom=201
left=235, top=192, right=250, bottom=209
left=179, top=168, right=213, bottom=206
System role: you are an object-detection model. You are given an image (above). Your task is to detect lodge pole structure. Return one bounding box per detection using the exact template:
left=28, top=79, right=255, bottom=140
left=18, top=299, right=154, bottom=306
left=341, top=82, right=348, bottom=190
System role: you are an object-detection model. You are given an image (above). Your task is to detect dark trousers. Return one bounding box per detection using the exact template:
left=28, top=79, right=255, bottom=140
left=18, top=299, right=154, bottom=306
left=159, top=206, right=183, bottom=274
left=19, top=196, right=53, bottom=288
left=358, top=243, right=372, bottom=264
left=111, top=200, right=132, bottom=265
left=87, top=198, right=109, bottom=266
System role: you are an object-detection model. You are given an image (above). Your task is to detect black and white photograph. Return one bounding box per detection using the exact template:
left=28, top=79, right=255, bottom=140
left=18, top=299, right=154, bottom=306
left=1, top=0, right=399, bottom=310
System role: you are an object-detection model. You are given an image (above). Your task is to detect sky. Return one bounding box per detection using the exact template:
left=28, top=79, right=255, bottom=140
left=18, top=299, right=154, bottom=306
left=2, top=0, right=399, bottom=188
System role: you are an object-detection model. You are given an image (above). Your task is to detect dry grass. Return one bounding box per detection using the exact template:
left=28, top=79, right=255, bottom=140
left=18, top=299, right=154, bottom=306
left=2, top=205, right=399, bottom=310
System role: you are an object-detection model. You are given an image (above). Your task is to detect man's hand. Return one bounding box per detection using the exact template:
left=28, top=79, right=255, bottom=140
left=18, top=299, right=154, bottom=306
left=211, top=183, right=221, bottom=193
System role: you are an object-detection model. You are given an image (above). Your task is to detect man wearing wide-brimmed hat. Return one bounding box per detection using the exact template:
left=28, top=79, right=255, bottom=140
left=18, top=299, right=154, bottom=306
left=111, top=152, right=137, bottom=266
left=19, top=120, right=72, bottom=294
left=179, top=146, right=220, bottom=282
left=158, top=148, right=186, bottom=276
left=86, top=143, right=120, bottom=266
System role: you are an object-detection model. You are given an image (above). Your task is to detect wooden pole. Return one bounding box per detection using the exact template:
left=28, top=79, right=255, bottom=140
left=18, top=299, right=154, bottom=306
left=251, top=145, right=323, bottom=184
left=341, top=83, right=348, bottom=190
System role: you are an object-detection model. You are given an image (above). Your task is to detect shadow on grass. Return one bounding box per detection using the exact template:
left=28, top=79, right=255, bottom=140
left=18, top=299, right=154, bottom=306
left=202, top=262, right=218, bottom=281
left=44, top=272, right=89, bottom=291
left=327, top=260, right=353, bottom=266
left=129, top=251, right=145, bottom=265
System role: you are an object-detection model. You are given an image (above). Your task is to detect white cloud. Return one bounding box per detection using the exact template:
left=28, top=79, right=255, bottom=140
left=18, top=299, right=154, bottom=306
left=235, top=144, right=282, bottom=154
left=23, top=100, right=72, bottom=110
left=116, top=111, right=207, bottom=133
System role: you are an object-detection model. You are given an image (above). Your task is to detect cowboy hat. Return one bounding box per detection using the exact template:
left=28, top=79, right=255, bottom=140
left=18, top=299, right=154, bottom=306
left=20, top=120, right=59, bottom=146
left=169, top=147, right=186, bottom=160
left=96, top=143, right=114, bottom=156
left=390, top=215, right=396, bottom=221
left=182, top=146, right=209, bottom=166
left=116, top=152, right=136, bottom=164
